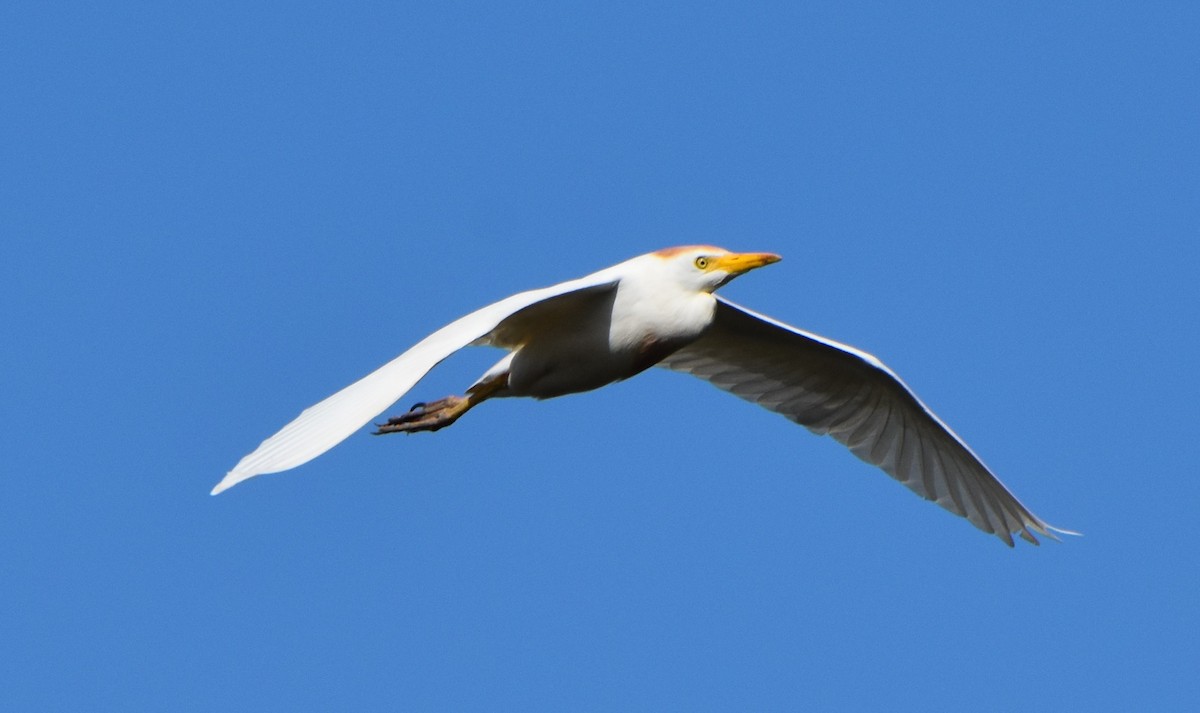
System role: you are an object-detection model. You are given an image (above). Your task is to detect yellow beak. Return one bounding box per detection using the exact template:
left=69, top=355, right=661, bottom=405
left=712, top=252, right=782, bottom=276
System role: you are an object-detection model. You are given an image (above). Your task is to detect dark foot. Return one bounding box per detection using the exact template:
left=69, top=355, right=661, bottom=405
left=374, top=396, right=469, bottom=434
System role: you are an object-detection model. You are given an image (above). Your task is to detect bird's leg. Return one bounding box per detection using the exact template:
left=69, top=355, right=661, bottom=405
left=374, top=372, right=508, bottom=435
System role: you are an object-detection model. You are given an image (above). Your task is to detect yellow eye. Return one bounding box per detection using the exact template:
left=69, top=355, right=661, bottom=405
left=694, top=256, right=709, bottom=270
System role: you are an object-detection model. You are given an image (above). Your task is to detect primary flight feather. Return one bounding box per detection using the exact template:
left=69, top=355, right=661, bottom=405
left=215, top=246, right=1071, bottom=546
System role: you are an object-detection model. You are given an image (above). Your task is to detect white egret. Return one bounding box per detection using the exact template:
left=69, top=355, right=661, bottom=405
left=214, top=246, right=1072, bottom=546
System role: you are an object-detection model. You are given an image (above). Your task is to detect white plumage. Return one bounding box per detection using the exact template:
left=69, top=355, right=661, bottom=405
left=215, top=246, right=1072, bottom=546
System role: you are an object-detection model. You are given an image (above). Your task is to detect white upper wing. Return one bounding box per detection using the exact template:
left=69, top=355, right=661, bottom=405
left=660, top=298, right=1070, bottom=545
left=212, top=268, right=623, bottom=495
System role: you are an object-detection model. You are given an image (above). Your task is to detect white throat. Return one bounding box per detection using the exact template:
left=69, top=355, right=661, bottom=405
left=608, top=272, right=716, bottom=352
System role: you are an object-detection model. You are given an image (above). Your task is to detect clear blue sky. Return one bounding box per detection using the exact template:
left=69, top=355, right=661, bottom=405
left=3, top=2, right=1197, bottom=710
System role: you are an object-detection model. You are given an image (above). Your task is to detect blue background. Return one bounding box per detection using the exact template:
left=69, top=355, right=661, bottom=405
left=4, top=2, right=1197, bottom=710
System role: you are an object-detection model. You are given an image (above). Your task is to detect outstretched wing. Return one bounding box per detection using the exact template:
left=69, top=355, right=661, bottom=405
left=213, top=270, right=622, bottom=495
left=660, top=297, right=1071, bottom=546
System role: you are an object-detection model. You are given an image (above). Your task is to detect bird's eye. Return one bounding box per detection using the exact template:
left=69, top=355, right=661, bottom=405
left=694, top=256, right=709, bottom=270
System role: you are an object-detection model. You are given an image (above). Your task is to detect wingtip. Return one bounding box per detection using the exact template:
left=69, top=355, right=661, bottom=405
left=1047, top=525, right=1083, bottom=539
left=1023, top=522, right=1082, bottom=545
left=209, top=473, right=239, bottom=496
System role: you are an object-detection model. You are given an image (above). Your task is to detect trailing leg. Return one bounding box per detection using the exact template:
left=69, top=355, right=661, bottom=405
left=373, top=370, right=508, bottom=435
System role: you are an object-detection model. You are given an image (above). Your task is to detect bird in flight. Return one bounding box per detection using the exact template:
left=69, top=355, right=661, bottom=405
left=214, top=246, right=1072, bottom=546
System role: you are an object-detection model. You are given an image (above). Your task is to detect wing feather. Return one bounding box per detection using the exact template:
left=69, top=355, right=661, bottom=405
left=212, top=270, right=621, bottom=494
left=660, top=298, right=1072, bottom=545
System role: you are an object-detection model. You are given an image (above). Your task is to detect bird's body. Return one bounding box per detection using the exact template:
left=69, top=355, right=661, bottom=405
left=483, top=250, right=721, bottom=399
left=215, top=246, right=1072, bottom=546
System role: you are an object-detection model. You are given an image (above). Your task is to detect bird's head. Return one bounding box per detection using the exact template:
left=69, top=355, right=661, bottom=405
left=650, top=246, right=782, bottom=293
